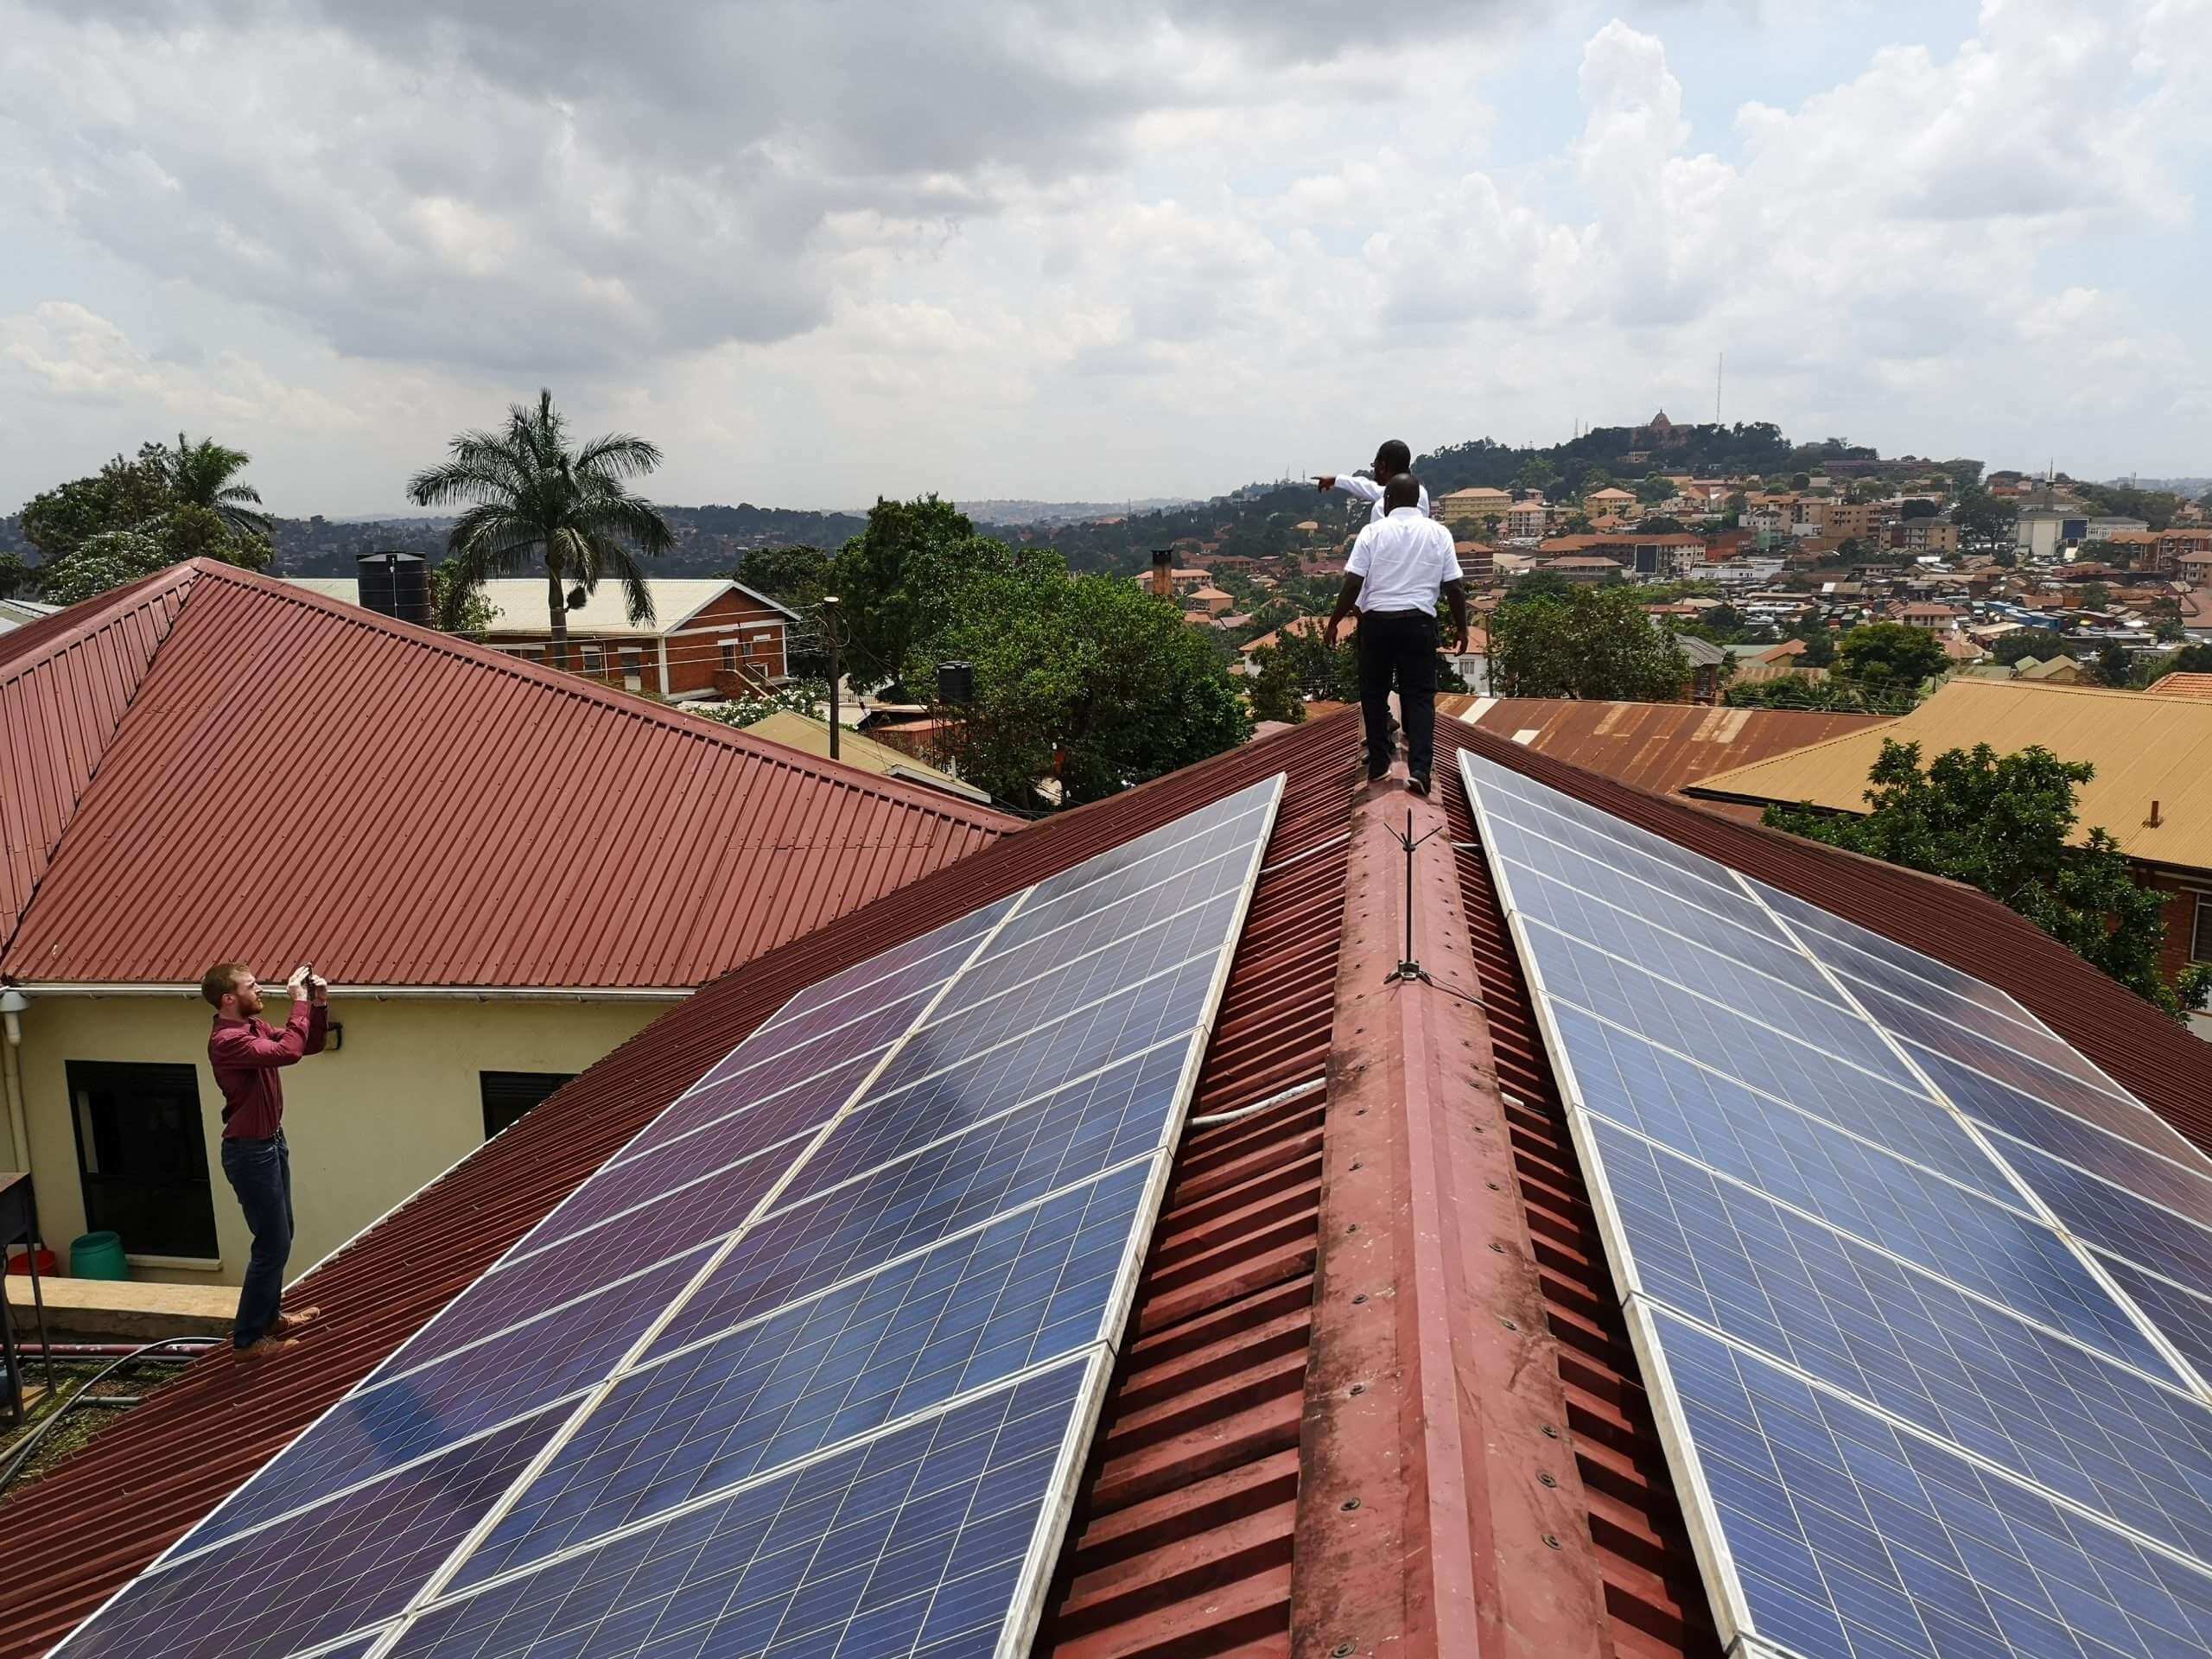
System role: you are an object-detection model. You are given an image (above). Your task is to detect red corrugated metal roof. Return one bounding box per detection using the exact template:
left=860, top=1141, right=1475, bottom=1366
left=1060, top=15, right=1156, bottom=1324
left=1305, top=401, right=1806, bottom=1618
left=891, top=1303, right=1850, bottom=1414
left=0, top=561, right=1013, bottom=988
left=11, top=705, right=2212, bottom=1659
left=0, top=565, right=200, bottom=939
left=1434, top=696, right=1892, bottom=802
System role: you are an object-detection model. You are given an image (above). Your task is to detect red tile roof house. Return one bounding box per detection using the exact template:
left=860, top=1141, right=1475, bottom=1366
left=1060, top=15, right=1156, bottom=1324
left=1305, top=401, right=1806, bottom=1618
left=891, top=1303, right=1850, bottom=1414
left=10, top=697, right=2212, bottom=1659
left=0, top=561, right=1012, bottom=1287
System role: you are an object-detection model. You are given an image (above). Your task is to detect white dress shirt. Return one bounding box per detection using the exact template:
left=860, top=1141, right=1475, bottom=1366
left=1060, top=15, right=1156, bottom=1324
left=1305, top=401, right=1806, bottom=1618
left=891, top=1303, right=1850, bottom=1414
left=1345, top=506, right=1463, bottom=612
left=1331, top=473, right=1431, bottom=523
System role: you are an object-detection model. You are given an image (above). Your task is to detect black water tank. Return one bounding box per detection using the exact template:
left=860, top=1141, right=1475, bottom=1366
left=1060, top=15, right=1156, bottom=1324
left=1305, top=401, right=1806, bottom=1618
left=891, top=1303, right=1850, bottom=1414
left=358, top=551, right=430, bottom=626
left=937, top=661, right=975, bottom=704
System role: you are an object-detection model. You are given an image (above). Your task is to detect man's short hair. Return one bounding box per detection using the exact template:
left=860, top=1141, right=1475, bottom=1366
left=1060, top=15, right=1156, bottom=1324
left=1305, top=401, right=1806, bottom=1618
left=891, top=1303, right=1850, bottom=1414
left=1374, top=440, right=1412, bottom=474
left=200, top=961, right=251, bottom=1008
left=1383, top=471, right=1422, bottom=511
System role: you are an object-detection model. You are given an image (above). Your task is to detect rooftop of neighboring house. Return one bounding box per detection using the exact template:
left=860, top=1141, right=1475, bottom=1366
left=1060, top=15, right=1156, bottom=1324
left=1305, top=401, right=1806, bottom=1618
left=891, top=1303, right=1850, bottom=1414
left=1241, top=613, right=1351, bottom=652
left=0, top=597, right=59, bottom=633
left=476, top=576, right=796, bottom=636
left=1691, top=676, right=2212, bottom=871
left=731, top=708, right=995, bottom=806
left=17, top=709, right=2212, bottom=1659
left=2150, top=672, right=2212, bottom=700
left=0, top=561, right=1012, bottom=991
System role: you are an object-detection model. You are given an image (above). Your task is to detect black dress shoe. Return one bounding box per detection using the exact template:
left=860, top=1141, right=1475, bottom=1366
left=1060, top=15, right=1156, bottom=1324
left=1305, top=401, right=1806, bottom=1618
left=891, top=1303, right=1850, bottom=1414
left=1407, top=772, right=1431, bottom=796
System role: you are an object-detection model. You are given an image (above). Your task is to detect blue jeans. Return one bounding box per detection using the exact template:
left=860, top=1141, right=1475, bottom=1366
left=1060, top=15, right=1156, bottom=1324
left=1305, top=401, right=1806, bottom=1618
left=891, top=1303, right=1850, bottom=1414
left=221, top=1132, right=293, bottom=1348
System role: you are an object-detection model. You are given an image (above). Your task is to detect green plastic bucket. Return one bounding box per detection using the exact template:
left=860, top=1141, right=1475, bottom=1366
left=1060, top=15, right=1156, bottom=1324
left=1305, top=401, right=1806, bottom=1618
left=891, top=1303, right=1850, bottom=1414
left=67, top=1230, right=128, bottom=1281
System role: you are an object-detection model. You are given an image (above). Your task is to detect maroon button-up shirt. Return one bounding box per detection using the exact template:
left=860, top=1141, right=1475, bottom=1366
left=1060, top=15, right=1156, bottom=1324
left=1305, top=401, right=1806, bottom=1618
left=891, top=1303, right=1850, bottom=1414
left=210, top=1002, right=328, bottom=1141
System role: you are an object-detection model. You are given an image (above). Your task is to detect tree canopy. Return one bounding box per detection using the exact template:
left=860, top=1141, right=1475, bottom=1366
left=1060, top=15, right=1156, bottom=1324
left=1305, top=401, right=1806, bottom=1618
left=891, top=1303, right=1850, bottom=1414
left=407, top=389, right=674, bottom=669
left=1766, top=740, right=2209, bottom=1018
left=1489, top=585, right=1689, bottom=701
left=1836, top=621, right=1948, bottom=690
left=18, top=438, right=274, bottom=604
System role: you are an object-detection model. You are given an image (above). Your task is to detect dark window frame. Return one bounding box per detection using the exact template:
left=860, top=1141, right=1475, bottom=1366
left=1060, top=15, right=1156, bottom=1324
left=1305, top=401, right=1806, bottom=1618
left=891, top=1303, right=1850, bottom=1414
left=65, top=1060, right=218, bottom=1260
left=2192, top=891, right=2212, bottom=966
left=480, top=1071, right=576, bottom=1141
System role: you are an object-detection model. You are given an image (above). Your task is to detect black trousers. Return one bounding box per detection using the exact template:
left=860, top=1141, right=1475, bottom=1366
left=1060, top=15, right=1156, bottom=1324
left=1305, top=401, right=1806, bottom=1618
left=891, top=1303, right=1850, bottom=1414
left=1357, top=608, right=1438, bottom=779
left=220, top=1130, right=293, bottom=1348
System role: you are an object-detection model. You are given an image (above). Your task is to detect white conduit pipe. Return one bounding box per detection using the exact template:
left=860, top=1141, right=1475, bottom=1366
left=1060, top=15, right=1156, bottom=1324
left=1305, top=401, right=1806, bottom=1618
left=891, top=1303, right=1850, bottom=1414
left=1186, top=1074, right=1325, bottom=1130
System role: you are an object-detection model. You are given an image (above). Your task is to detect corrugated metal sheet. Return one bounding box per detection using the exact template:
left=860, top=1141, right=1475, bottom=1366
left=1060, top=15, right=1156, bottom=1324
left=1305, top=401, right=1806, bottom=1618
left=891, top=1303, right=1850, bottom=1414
left=1690, top=677, right=2212, bottom=873
left=0, top=713, right=1361, bottom=1659
left=0, top=561, right=1013, bottom=988
left=1434, top=696, right=1890, bottom=800
left=0, top=566, right=199, bottom=938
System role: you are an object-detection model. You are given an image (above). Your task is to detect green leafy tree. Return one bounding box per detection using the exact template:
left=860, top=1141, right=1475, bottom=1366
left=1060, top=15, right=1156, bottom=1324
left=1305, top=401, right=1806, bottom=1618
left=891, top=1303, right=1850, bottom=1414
left=1513, top=456, right=1558, bottom=493
left=427, top=563, right=498, bottom=636
left=20, top=442, right=271, bottom=602
left=1952, top=489, right=2017, bottom=544
left=735, top=544, right=835, bottom=610
left=1899, top=499, right=1940, bottom=520
left=1490, top=586, right=1690, bottom=701
left=922, top=571, right=1250, bottom=807
left=0, top=554, right=30, bottom=601
left=1791, top=621, right=1837, bottom=668
left=2094, top=642, right=2134, bottom=688
left=407, top=389, right=675, bottom=670
left=1266, top=625, right=1361, bottom=702
left=831, top=496, right=1064, bottom=688
left=162, top=433, right=272, bottom=536
left=2076, top=582, right=2111, bottom=613
left=2152, top=643, right=2212, bottom=680
left=1837, top=621, right=1947, bottom=690
left=1765, top=740, right=2211, bottom=1019
left=1990, top=631, right=2069, bottom=667
left=1245, top=647, right=1306, bottom=724
left=690, top=679, right=830, bottom=729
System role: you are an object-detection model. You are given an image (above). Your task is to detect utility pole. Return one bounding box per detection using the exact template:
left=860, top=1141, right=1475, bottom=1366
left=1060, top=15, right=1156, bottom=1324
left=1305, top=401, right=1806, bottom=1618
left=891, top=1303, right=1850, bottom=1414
left=820, top=594, right=842, bottom=761
left=1715, top=352, right=1724, bottom=424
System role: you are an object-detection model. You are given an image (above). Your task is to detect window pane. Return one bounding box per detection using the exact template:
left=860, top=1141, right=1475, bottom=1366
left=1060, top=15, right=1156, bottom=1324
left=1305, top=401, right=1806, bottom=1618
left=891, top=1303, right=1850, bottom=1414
left=67, top=1062, right=217, bottom=1258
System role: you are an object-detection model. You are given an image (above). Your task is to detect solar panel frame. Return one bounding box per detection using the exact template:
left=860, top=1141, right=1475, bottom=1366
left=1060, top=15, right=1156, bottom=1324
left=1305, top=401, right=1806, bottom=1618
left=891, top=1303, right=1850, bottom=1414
left=1459, top=752, right=2212, bottom=1659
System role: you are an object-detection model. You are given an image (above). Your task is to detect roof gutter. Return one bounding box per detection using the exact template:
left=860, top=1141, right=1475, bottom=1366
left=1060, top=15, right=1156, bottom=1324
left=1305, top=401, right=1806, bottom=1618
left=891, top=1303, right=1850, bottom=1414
left=2, top=982, right=695, bottom=1001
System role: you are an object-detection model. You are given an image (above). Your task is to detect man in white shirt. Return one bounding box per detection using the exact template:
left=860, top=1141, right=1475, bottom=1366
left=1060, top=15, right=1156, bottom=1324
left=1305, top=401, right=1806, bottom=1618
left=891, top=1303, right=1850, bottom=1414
left=1324, top=473, right=1467, bottom=794
left=1315, top=439, right=1431, bottom=523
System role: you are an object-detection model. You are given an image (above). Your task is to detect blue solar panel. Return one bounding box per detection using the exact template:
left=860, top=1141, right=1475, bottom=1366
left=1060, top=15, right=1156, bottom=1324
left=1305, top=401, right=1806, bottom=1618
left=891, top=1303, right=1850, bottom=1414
left=1462, top=753, right=1749, bottom=889
left=181, top=1249, right=715, bottom=1553
left=56, top=774, right=1284, bottom=1659
left=1460, top=752, right=2212, bottom=1659
left=1596, top=1122, right=2212, bottom=1555
left=1554, top=1001, right=2020, bottom=1206
left=460, top=1166, right=1153, bottom=1584
left=651, top=1046, right=1188, bottom=1360
left=1650, top=1311, right=2212, bottom=1659
left=758, top=898, right=1019, bottom=1034
left=1519, top=919, right=1929, bottom=1101
left=389, top=1357, right=1096, bottom=1659
left=55, top=1405, right=566, bottom=1659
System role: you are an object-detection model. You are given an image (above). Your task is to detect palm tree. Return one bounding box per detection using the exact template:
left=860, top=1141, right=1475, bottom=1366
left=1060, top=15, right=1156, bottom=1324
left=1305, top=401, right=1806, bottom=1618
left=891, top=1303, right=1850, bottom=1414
left=164, top=433, right=272, bottom=536
left=406, top=391, right=675, bottom=670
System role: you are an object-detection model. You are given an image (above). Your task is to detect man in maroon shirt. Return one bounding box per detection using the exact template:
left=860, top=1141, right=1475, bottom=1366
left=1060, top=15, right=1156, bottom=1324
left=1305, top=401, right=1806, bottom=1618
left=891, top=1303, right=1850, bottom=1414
left=203, top=961, right=329, bottom=1360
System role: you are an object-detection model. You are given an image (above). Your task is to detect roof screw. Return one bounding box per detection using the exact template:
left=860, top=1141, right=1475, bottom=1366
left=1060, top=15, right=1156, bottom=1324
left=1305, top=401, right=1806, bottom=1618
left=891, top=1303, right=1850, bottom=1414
left=1488, top=1242, right=1505, bottom=1254
left=1538, top=1471, right=1558, bottom=1489
left=1485, top=1180, right=1501, bottom=1191
left=1333, top=1646, right=1356, bottom=1659
left=1341, top=1497, right=1362, bottom=1512
left=1541, top=1423, right=1560, bottom=1439
left=1500, top=1317, right=1519, bottom=1332
left=1543, top=1532, right=1563, bottom=1550
left=1356, top=1107, right=1367, bottom=1116
left=1351, top=1293, right=1368, bottom=1305
left=1349, top=1382, right=1366, bottom=1396
left=1350, top=1160, right=1363, bottom=1171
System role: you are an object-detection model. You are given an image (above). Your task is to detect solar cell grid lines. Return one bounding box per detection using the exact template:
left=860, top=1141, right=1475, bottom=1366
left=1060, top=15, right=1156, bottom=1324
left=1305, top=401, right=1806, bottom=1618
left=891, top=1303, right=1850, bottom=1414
left=1459, top=751, right=2212, bottom=1659
left=51, top=774, right=1285, bottom=1659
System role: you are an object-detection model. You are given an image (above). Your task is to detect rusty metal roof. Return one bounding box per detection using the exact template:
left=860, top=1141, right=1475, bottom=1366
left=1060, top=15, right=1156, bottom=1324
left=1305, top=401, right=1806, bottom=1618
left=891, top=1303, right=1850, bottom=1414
left=1434, top=696, right=1891, bottom=801
left=0, top=564, right=198, bottom=943
left=0, top=560, right=1013, bottom=989
left=13, top=703, right=2212, bottom=1659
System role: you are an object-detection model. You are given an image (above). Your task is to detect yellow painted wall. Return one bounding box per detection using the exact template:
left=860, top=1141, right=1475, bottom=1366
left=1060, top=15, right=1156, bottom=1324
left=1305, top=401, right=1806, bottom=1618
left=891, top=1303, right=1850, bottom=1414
left=10, top=993, right=677, bottom=1287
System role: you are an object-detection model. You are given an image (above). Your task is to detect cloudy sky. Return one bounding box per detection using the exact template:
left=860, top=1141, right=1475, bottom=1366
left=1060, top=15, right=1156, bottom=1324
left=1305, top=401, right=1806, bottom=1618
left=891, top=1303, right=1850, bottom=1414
left=2, top=0, right=2206, bottom=515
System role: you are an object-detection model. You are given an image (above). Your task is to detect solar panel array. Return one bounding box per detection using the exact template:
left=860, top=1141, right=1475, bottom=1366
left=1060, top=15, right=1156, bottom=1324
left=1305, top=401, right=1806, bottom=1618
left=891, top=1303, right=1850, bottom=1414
left=57, top=773, right=1285, bottom=1659
left=1459, top=749, right=2212, bottom=1659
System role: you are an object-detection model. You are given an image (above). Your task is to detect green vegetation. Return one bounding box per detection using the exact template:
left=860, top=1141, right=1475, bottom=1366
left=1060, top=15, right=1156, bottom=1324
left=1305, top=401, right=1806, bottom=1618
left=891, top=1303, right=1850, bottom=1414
left=1835, top=621, right=1948, bottom=690
left=1489, top=585, right=1688, bottom=701
left=407, top=390, right=676, bottom=670
left=1766, top=740, right=2211, bottom=1020
left=19, top=436, right=273, bottom=604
